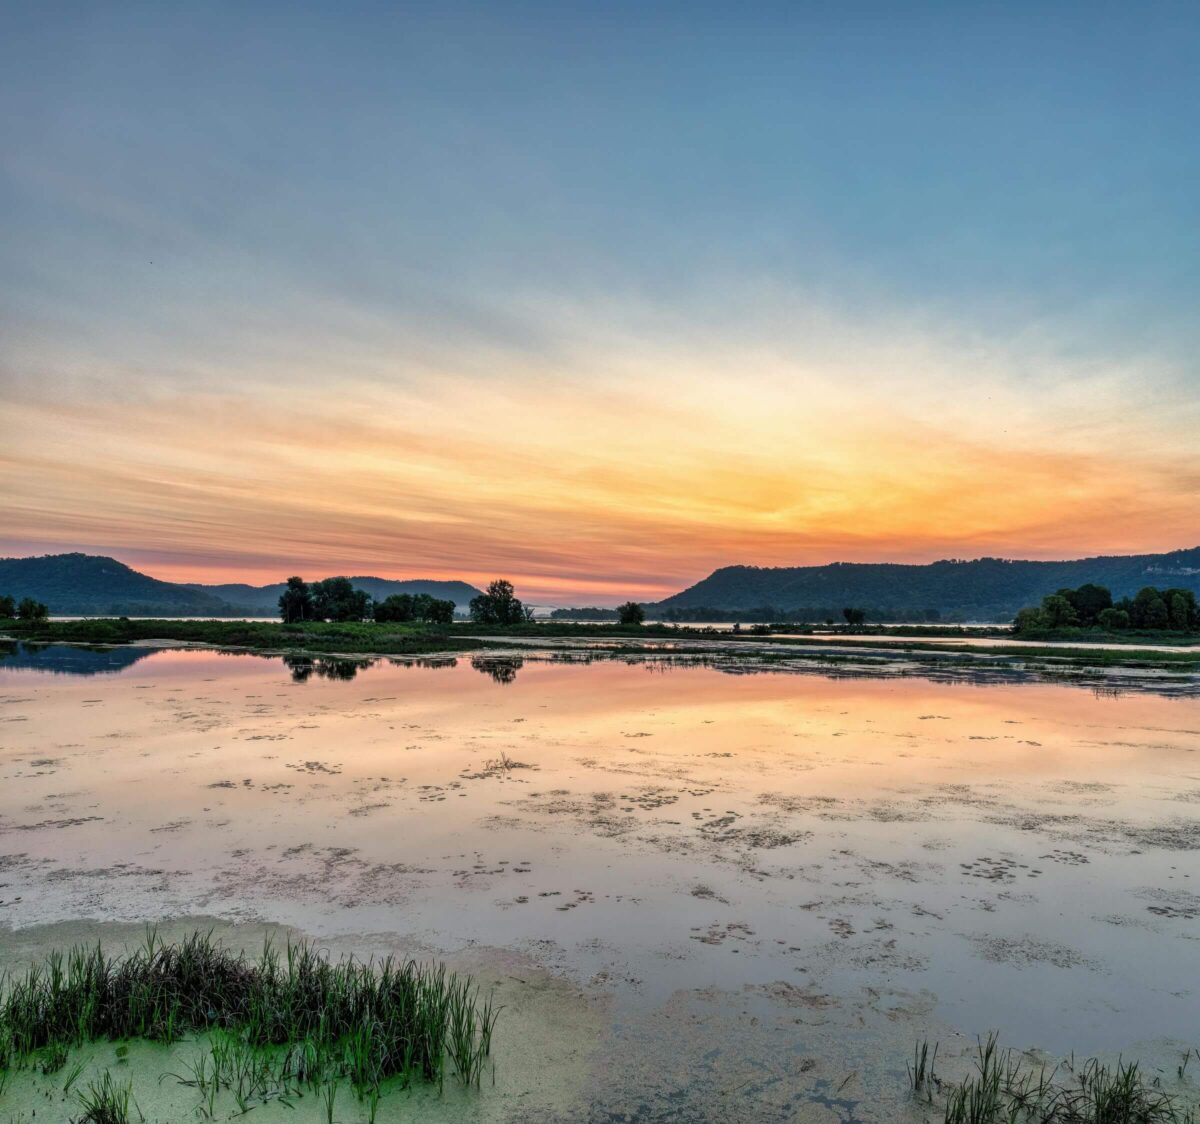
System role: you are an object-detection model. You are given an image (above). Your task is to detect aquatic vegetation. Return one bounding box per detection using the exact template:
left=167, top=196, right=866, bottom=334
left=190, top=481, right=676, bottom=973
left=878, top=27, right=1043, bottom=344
left=0, top=930, right=500, bottom=1113
left=908, top=1037, right=938, bottom=1102
left=75, top=1071, right=133, bottom=1124
left=909, top=1033, right=1197, bottom=1123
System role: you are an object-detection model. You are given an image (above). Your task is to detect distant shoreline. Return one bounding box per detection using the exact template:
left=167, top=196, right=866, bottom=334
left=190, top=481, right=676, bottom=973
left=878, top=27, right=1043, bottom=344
left=3, top=617, right=1199, bottom=672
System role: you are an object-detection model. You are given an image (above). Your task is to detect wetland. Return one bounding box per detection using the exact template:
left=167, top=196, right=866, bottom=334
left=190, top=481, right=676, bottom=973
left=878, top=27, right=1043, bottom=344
left=0, top=637, right=1197, bottom=1121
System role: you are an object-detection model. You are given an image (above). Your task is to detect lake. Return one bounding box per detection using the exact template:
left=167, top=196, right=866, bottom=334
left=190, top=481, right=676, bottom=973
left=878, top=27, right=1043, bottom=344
left=1, top=643, right=1197, bottom=1121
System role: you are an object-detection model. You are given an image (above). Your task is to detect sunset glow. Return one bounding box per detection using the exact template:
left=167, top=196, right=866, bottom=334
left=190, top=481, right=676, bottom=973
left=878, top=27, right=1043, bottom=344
left=2, top=5, right=1197, bottom=603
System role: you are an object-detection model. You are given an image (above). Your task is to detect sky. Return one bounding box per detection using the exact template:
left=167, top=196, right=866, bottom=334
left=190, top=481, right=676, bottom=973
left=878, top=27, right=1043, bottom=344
left=1, top=1, right=1197, bottom=604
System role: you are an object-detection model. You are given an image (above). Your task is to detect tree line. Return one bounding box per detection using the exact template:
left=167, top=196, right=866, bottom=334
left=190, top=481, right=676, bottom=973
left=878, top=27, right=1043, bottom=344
left=277, top=576, right=543, bottom=626
left=657, top=605, right=942, bottom=624
left=278, top=576, right=457, bottom=623
left=0, top=594, right=48, bottom=622
left=1014, top=583, right=1200, bottom=634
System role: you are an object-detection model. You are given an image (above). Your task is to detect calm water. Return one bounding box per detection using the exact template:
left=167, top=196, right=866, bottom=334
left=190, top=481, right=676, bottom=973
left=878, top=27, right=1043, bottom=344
left=1, top=643, right=1197, bottom=1120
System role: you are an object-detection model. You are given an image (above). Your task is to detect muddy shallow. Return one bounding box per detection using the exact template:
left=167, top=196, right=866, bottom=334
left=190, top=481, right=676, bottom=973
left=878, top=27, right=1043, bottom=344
left=1, top=644, right=1197, bottom=1121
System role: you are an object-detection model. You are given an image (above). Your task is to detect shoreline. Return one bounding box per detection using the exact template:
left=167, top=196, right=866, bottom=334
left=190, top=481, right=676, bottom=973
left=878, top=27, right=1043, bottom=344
left=5, top=618, right=1200, bottom=676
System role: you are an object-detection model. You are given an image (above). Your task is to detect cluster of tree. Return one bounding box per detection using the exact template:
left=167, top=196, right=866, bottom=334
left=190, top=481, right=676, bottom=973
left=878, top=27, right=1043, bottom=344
left=1014, top=584, right=1200, bottom=634
left=842, top=607, right=866, bottom=626
left=279, top=576, right=371, bottom=622
left=550, top=607, right=619, bottom=620
left=373, top=593, right=455, bottom=624
left=657, top=605, right=942, bottom=624
left=0, top=594, right=49, bottom=622
left=468, top=580, right=533, bottom=625
left=548, top=603, right=647, bottom=625
left=277, top=577, right=453, bottom=624
left=616, top=601, right=645, bottom=625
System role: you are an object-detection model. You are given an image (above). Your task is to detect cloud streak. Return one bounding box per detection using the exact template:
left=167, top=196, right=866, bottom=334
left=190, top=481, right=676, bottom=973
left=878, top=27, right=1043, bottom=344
left=2, top=289, right=1196, bottom=602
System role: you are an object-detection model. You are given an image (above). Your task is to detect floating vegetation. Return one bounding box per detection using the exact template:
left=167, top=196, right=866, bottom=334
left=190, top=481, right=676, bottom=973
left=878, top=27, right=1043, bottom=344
left=908, top=1033, right=1197, bottom=1123
left=0, top=929, right=500, bottom=1116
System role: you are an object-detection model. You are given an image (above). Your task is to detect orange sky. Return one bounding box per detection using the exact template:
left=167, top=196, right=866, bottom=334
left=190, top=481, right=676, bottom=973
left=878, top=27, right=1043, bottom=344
left=3, top=7, right=1199, bottom=604
left=3, top=296, right=1197, bottom=604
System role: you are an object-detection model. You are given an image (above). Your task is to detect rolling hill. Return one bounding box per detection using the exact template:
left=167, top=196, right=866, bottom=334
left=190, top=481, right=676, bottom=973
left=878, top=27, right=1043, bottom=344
left=0, top=554, right=236, bottom=616
left=654, top=548, right=1200, bottom=621
left=0, top=554, right=483, bottom=617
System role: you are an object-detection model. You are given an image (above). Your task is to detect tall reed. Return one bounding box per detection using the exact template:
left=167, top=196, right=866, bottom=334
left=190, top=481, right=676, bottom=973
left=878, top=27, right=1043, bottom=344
left=0, top=928, right=500, bottom=1109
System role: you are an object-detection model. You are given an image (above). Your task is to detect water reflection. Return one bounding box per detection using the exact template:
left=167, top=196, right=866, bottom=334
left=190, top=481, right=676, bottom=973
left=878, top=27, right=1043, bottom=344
left=0, top=641, right=157, bottom=676
left=1, top=640, right=1196, bottom=700
left=282, top=654, right=374, bottom=682
left=1, top=642, right=1198, bottom=1074
left=470, top=655, right=524, bottom=684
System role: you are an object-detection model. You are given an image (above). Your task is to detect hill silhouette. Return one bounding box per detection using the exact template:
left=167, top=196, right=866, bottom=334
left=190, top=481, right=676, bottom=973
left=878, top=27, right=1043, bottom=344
left=654, top=548, right=1200, bottom=621
left=0, top=554, right=483, bottom=617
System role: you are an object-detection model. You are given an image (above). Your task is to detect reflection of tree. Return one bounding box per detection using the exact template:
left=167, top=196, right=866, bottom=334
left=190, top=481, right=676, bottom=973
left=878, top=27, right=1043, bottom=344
left=283, top=655, right=315, bottom=682
left=470, top=656, right=524, bottom=685
left=282, top=655, right=373, bottom=682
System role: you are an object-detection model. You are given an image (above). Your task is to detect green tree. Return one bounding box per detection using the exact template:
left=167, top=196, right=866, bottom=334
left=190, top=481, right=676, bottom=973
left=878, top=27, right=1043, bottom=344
left=278, top=576, right=314, bottom=623
left=1097, top=607, right=1130, bottom=630
left=1169, top=591, right=1194, bottom=631
left=374, top=593, right=416, bottom=623
left=1013, top=607, right=1045, bottom=634
left=469, top=579, right=527, bottom=625
left=310, top=577, right=372, bottom=622
left=1039, top=594, right=1078, bottom=629
left=0, top=594, right=14, bottom=617
left=842, top=607, right=866, bottom=626
left=617, top=601, right=645, bottom=625
left=1060, top=583, right=1112, bottom=626
left=424, top=597, right=456, bottom=624
left=17, top=597, right=48, bottom=623
left=1132, top=587, right=1169, bottom=629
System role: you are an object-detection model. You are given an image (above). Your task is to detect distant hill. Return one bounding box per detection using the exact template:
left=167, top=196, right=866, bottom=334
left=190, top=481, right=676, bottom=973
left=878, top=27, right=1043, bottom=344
left=654, top=548, right=1200, bottom=621
left=0, top=554, right=236, bottom=616
left=0, top=553, right=484, bottom=617
left=186, top=577, right=484, bottom=614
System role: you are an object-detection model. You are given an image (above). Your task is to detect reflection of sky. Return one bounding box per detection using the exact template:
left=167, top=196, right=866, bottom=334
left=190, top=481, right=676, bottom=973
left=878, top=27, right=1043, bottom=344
left=1, top=648, right=1198, bottom=1057
left=2, top=5, right=1198, bottom=600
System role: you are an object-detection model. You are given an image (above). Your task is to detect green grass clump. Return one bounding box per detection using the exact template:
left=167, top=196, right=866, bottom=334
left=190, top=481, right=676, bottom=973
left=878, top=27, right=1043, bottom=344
left=75, top=1071, right=133, bottom=1123
left=0, top=929, right=500, bottom=1113
left=910, top=1033, right=1196, bottom=1123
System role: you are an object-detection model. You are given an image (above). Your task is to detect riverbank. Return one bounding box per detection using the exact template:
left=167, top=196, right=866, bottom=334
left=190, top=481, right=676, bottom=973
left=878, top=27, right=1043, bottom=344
left=4, top=617, right=1200, bottom=675
left=0, top=617, right=485, bottom=656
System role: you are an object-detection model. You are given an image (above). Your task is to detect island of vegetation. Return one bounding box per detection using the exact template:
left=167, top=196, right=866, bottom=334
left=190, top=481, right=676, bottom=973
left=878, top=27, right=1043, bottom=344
left=1014, top=583, right=1200, bottom=639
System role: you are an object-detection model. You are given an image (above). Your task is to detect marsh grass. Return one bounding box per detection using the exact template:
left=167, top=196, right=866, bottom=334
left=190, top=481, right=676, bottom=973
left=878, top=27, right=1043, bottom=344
left=912, top=1033, right=1197, bottom=1124
left=908, top=1038, right=938, bottom=1102
left=0, top=929, right=500, bottom=1115
left=75, top=1071, right=134, bottom=1124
